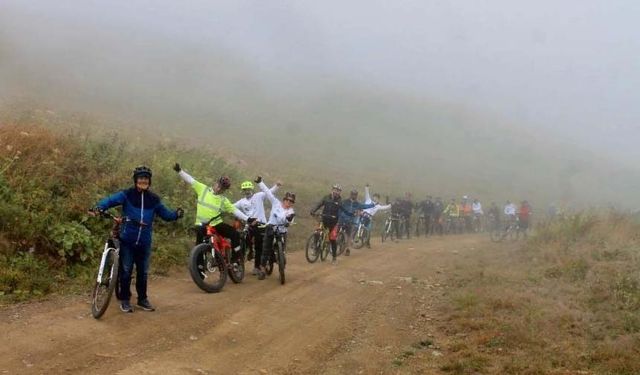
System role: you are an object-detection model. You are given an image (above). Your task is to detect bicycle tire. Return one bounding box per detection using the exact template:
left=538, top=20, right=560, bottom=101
left=228, top=250, right=245, bottom=284
left=320, top=240, right=330, bottom=261
left=352, top=225, right=364, bottom=249
left=381, top=220, right=390, bottom=243
left=91, top=248, right=119, bottom=319
left=277, top=241, right=286, bottom=285
left=188, top=243, right=227, bottom=293
left=336, top=232, right=346, bottom=256
left=265, top=241, right=275, bottom=275
left=305, top=233, right=321, bottom=263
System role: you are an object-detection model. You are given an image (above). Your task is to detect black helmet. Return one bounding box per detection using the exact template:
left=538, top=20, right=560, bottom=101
left=132, top=166, right=152, bottom=183
left=284, top=191, right=296, bottom=203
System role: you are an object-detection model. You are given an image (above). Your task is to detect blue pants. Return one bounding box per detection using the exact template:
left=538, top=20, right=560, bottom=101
left=117, top=240, right=151, bottom=303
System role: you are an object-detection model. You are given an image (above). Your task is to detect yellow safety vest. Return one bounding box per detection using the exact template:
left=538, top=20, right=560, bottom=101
left=191, top=181, right=236, bottom=226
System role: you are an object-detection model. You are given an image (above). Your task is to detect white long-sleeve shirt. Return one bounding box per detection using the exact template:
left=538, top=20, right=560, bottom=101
left=363, top=186, right=392, bottom=216
left=233, top=184, right=278, bottom=223
left=258, top=181, right=294, bottom=232
left=472, top=202, right=483, bottom=215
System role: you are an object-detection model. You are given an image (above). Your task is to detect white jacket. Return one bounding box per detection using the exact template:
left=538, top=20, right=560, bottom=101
left=363, top=186, right=391, bottom=216
left=258, top=181, right=294, bottom=232
left=234, top=184, right=278, bottom=223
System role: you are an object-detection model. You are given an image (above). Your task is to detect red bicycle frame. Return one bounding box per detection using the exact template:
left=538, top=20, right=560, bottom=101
left=206, top=225, right=232, bottom=261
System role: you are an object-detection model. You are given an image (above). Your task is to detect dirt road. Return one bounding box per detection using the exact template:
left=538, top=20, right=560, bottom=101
left=0, top=235, right=489, bottom=374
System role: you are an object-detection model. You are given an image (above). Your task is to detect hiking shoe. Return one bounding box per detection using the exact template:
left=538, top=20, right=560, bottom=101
left=137, top=299, right=156, bottom=312
left=331, top=258, right=337, bottom=265
left=345, top=248, right=350, bottom=256
left=257, top=270, right=266, bottom=280
left=251, top=267, right=260, bottom=276
left=120, top=300, right=134, bottom=313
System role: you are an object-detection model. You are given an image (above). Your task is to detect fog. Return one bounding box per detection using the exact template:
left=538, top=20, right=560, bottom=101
left=1, top=0, right=639, bottom=206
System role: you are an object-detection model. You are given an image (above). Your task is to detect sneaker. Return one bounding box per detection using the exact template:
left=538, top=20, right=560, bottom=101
left=120, top=300, right=134, bottom=313
left=257, top=270, right=266, bottom=280
left=137, top=299, right=156, bottom=312
left=251, top=267, right=259, bottom=276
left=331, top=258, right=337, bottom=265
left=345, top=248, right=350, bottom=256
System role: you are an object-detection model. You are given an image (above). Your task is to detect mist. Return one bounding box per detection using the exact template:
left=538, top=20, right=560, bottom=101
left=1, top=0, right=640, bottom=207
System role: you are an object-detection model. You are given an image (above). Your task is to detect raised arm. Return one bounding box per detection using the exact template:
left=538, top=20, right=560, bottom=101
left=258, top=180, right=278, bottom=206
left=364, top=185, right=372, bottom=204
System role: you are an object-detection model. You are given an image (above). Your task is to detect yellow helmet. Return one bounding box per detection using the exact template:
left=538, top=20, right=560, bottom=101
left=240, top=181, right=254, bottom=190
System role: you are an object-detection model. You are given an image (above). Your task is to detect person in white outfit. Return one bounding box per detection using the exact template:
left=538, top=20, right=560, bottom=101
left=362, top=185, right=392, bottom=247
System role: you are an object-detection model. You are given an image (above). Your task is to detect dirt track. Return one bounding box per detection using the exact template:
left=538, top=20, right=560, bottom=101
left=0, top=235, right=489, bottom=374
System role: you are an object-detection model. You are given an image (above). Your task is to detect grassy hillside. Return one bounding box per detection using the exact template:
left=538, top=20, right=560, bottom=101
left=425, top=213, right=640, bottom=374
left=0, top=120, right=324, bottom=303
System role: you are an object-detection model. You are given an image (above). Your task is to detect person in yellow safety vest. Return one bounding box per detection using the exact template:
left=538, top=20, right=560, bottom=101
left=173, top=163, right=256, bottom=254
left=443, top=198, right=460, bottom=218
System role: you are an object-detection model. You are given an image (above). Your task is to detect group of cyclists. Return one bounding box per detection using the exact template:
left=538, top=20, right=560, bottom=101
left=90, top=164, right=531, bottom=314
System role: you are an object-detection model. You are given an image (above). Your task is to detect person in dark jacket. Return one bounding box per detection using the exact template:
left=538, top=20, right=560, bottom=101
left=338, top=189, right=375, bottom=255
left=311, top=184, right=347, bottom=264
left=94, top=166, right=183, bottom=313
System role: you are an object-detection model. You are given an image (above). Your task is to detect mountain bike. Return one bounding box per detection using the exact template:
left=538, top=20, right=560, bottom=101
left=306, top=214, right=337, bottom=262
left=352, top=212, right=372, bottom=249
left=381, top=213, right=401, bottom=242
left=263, top=225, right=287, bottom=284
left=490, top=217, right=521, bottom=242
left=90, top=211, right=122, bottom=319
left=188, top=219, right=245, bottom=293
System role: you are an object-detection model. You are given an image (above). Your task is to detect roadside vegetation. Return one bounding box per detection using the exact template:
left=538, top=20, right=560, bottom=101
left=0, top=117, right=318, bottom=304
left=428, top=213, right=640, bottom=374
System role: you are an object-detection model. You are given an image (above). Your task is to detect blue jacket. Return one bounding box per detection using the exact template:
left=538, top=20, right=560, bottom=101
left=97, top=188, right=178, bottom=246
left=339, top=199, right=375, bottom=224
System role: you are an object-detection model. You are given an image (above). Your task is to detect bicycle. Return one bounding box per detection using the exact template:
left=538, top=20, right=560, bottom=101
left=90, top=211, right=122, bottom=319
left=305, top=214, right=338, bottom=263
left=188, top=219, right=245, bottom=293
left=263, top=225, right=288, bottom=284
left=490, top=217, right=521, bottom=242
left=381, top=213, right=401, bottom=243
left=352, top=212, right=372, bottom=249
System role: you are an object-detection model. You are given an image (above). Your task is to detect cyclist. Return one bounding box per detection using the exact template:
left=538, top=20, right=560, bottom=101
left=518, top=200, right=532, bottom=238
left=416, top=195, right=434, bottom=236
left=254, top=176, right=296, bottom=280
left=432, top=197, right=444, bottom=235
left=399, top=193, right=413, bottom=239
left=173, top=163, right=254, bottom=258
left=310, top=184, right=347, bottom=264
left=93, top=166, right=184, bottom=313
left=461, top=196, right=473, bottom=232
left=472, top=198, right=484, bottom=232
left=363, top=185, right=392, bottom=248
left=442, top=198, right=460, bottom=234
left=234, top=180, right=280, bottom=276
left=504, top=200, right=518, bottom=229
left=339, top=189, right=375, bottom=255
left=487, top=201, right=500, bottom=230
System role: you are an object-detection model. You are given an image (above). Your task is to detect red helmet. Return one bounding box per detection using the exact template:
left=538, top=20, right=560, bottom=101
left=218, top=176, right=231, bottom=190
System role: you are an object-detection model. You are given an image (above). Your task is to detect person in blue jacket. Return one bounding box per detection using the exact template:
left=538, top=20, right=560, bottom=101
left=94, top=166, right=183, bottom=313
left=338, top=189, right=375, bottom=255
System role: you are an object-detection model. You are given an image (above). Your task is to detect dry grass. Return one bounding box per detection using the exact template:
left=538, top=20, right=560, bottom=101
left=432, top=213, right=640, bottom=374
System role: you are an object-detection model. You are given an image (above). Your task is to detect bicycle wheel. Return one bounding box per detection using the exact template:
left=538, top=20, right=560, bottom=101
left=265, top=241, right=275, bottom=275
left=336, top=232, right=346, bottom=256
left=277, top=241, right=286, bottom=285
left=228, top=249, right=245, bottom=284
left=320, top=240, right=330, bottom=261
left=91, top=247, right=119, bottom=319
left=352, top=226, right=364, bottom=249
left=305, top=233, right=321, bottom=263
left=188, top=243, right=227, bottom=293
left=490, top=228, right=504, bottom=243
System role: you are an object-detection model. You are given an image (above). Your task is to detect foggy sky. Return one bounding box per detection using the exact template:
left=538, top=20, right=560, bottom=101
left=1, top=0, right=639, bottom=163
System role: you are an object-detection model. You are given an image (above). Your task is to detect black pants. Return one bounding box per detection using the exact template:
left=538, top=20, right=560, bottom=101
left=323, top=219, right=339, bottom=259
left=402, top=215, right=411, bottom=238
left=251, top=225, right=266, bottom=270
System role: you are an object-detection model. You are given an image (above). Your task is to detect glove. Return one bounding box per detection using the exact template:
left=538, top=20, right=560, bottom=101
left=173, top=163, right=181, bottom=172
left=254, top=176, right=262, bottom=184
left=286, top=213, right=296, bottom=222
left=176, top=207, right=184, bottom=218
left=247, top=217, right=257, bottom=224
